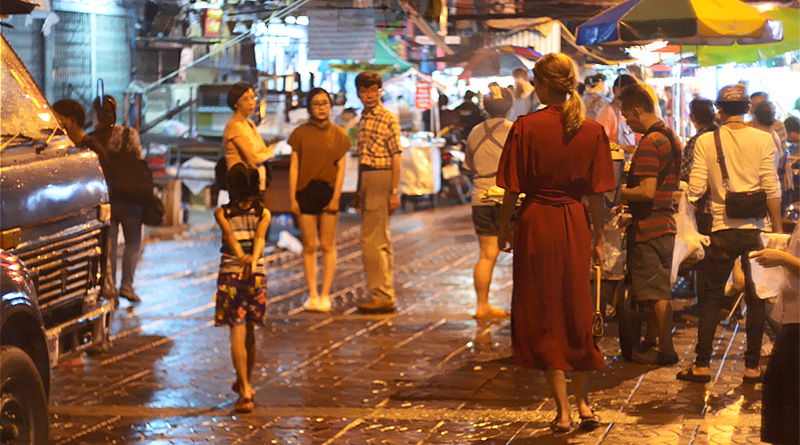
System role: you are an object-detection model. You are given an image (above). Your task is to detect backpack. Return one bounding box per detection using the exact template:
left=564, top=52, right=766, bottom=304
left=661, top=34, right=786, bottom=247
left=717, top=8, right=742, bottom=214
left=104, top=128, right=165, bottom=226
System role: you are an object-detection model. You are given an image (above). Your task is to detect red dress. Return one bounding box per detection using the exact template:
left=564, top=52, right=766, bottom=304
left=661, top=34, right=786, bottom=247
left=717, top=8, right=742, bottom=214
left=497, top=105, right=615, bottom=371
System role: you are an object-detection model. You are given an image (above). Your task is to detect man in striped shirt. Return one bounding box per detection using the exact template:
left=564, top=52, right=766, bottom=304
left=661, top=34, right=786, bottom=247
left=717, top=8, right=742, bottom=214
left=620, top=84, right=682, bottom=366
left=354, top=71, right=402, bottom=313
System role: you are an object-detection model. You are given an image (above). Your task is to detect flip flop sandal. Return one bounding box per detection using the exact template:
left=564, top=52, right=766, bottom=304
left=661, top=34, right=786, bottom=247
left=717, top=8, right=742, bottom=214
left=234, top=396, right=254, bottom=413
left=579, top=414, right=601, bottom=431
left=742, top=369, right=764, bottom=384
left=232, top=380, right=256, bottom=397
left=676, top=367, right=711, bottom=383
left=549, top=418, right=572, bottom=433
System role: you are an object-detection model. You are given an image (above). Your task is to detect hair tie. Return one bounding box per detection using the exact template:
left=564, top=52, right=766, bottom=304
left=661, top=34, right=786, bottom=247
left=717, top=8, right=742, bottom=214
left=489, top=85, right=503, bottom=100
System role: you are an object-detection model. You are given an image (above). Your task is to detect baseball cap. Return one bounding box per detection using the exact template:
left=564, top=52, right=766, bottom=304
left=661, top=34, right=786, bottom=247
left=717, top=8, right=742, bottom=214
left=716, top=84, right=749, bottom=103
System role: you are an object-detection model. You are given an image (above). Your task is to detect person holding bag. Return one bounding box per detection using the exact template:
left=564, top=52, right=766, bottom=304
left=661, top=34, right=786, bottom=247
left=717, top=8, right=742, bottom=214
left=90, top=95, right=146, bottom=304
left=678, top=84, right=783, bottom=384
left=496, top=53, right=613, bottom=433
left=224, top=83, right=274, bottom=195
left=288, top=88, right=350, bottom=312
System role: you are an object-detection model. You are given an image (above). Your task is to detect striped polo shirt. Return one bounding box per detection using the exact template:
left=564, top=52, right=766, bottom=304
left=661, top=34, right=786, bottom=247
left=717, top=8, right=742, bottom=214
left=219, top=204, right=267, bottom=275
left=627, top=121, right=682, bottom=242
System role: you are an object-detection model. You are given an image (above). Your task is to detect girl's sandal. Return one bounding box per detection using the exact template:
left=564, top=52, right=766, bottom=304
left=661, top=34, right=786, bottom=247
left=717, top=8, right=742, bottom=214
left=549, top=418, right=572, bottom=433
left=234, top=396, right=254, bottom=413
left=232, top=380, right=256, bottom=398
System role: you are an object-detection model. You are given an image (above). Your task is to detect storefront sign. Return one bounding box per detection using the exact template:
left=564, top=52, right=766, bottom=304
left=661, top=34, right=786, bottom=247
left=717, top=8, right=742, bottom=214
left=415, top=81, right=432, bottom=110
left=308, top=9, right=376, bottom=61
left=203, top=8, right=223, bottom=37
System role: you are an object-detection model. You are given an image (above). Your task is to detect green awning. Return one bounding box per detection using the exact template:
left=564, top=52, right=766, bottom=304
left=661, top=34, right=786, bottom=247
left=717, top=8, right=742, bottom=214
left=330, top=37, right=414, bottom=74
left=372, top=37, right=414, bottom=71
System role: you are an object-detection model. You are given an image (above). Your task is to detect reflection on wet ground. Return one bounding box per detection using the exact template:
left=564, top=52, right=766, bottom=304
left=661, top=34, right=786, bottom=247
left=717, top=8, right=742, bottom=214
left=49, top=205, right=768, bottom=444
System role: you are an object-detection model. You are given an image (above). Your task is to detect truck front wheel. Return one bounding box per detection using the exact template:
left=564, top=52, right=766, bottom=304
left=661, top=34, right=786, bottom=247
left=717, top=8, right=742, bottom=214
left=0, top=346, right=48, bottom=444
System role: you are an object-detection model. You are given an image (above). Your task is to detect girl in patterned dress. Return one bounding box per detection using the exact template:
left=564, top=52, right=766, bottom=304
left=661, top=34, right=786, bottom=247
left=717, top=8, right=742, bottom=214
left=214, top=163, right=271, bottom=413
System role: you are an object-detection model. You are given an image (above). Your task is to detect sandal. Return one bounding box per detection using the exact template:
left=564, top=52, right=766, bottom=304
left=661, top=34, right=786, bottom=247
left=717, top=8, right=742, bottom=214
left=549, top=418, right=572, bottom=433
left=742, top=369, right=764, bottom=384
left=231, top=380, right=256, bottom=398
left=234, top=396, right=254, bottom=413
left=579, top=414, right=601, bottom=431
left=676, top=367, right=711, bottom=383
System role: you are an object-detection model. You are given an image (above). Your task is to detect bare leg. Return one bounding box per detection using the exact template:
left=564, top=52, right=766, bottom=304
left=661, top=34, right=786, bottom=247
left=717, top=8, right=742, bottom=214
left=572, top=372, right=594, bottom=418
left=297, top=214, right=320, bottom=307
left=544, top=369, right=571, bottom=428
left=474, top=235, right=507, bottom=318
left=230, top=324, right=252, bottom=398
left=653, top=300, right=676, bottom=355
left=644, top=302, right=658, bottom=347
left=245, top=323, right=256, bottom=385
left=318, top=212, right=339, bottom=307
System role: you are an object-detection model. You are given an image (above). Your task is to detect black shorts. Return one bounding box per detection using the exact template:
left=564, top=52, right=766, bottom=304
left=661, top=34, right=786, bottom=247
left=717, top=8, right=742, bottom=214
left=472, top=205, right=501, bottom=237
left=296, top=180, right=334, bottom=215
left=627, top=233, right=675, bottom=301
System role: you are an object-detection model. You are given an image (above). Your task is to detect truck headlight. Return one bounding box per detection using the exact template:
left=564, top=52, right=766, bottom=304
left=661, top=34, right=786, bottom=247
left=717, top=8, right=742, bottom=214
left=98, top=204, right=111, bottom=222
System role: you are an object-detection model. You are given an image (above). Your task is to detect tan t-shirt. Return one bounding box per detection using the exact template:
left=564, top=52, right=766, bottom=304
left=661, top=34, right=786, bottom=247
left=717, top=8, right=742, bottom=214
left=287, top=119, right=350, bottom=191
left=223, top=115, right=273, bottom=190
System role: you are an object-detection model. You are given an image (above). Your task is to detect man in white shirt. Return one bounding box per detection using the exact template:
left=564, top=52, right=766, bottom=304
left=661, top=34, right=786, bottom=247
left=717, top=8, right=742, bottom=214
left=677, top=84, right=783, bottom=384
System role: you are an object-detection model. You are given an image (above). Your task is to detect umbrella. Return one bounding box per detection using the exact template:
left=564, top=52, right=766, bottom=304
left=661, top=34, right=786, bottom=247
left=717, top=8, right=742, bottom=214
left=696, top=6, right=799, bottom=66
left=457, top=48, right=541, bottom=80
left=576, top=0, right=782, bottom=47
left=0, top=0, right=37, bottom=14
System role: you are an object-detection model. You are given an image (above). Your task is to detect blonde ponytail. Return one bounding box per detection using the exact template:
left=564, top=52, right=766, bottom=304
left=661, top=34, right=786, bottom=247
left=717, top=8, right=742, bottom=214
left=533, top=53, right=585, bottom=140
left=562, top=87, right=585, bottom=139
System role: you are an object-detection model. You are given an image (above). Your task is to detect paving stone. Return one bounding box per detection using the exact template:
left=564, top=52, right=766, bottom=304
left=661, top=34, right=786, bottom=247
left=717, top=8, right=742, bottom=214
left=48, top=206, right=770, bottom=443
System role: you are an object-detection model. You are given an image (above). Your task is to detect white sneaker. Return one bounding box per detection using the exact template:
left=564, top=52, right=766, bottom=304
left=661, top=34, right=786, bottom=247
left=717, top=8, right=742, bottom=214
left=317, top=297, right=331, bottom=313
left=304, top=295, right=319, bottom=311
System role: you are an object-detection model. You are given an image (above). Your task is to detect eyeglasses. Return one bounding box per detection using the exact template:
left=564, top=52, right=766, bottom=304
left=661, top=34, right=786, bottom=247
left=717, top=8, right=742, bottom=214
left=309, top=101, right=330, bottom=108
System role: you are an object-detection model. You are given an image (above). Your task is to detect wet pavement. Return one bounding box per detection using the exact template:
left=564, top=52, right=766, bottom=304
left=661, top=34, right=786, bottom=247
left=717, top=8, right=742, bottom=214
left=49, top=205, right=769, bottom=444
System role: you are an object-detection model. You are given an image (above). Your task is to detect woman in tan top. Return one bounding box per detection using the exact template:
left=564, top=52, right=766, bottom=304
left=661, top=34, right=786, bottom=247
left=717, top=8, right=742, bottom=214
left=224, top=83, right=273, bottom=192
left=288, top=88, right=351, bottom=312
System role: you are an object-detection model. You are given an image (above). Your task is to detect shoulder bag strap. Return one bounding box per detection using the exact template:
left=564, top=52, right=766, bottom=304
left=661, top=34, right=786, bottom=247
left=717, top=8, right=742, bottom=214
left=122, top=127, right=130, bottom=153
left=713, top=128, right=730, bottom=190
left=644, top=126, right=682, bottom=181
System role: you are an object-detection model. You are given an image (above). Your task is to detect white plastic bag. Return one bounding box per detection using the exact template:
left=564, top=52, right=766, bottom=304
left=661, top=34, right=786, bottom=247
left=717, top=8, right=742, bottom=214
left=671, top=192, right=710, bottom=284
left=748, top=233, right=792, bottom=299
left=277, top=230, right=303, bottom=254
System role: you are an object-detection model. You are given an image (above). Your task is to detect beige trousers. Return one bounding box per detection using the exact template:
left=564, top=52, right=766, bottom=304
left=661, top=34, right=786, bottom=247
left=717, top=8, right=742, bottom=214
left=359, top=169, right=395, bottom=303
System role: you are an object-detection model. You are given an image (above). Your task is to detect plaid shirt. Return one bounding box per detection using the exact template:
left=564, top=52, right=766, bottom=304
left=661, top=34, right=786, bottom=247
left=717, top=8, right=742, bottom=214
left=358, top=104, right=402, bottom=169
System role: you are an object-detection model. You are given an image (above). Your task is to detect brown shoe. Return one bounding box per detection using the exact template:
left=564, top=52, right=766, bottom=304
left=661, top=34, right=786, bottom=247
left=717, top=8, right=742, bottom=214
left=357, top=300, right=396, bottom=314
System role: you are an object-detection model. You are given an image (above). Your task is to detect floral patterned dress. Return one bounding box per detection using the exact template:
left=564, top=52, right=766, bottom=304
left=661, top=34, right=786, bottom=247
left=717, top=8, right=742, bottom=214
left=214, top=205, right=267, bottom=326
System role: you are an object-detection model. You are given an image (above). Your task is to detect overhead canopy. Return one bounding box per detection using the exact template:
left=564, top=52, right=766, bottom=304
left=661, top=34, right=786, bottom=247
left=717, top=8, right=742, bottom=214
left=329, top=37, right=414, bottom=74
left=696, top=6, right=799, bottom=66
left=576, top=0, right=782, bottom=46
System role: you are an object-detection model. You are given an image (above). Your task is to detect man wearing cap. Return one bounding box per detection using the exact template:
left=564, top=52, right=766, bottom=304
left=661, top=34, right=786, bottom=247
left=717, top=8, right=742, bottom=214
left=678, top=84, right=783, bottom=384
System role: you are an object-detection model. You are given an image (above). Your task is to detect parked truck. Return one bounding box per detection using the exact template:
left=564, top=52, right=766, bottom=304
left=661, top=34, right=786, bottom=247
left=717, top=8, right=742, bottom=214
left=0, top=3, right=115, bottom=441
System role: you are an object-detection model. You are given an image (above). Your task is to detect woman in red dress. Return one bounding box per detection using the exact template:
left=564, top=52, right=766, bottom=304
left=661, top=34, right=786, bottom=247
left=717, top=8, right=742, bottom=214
left=497, top=53, right=615, bottom=433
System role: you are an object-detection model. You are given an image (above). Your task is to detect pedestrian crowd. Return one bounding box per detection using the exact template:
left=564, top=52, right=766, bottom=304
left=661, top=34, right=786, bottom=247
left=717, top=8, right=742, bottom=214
left=52, top=53, right=799, bottom=442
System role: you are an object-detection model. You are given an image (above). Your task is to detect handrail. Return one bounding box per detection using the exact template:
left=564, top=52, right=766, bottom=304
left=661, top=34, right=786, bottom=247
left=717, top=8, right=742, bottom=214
left=132, top=0, right=314, bottom=94
left=140, top=98, right=198, bottom=134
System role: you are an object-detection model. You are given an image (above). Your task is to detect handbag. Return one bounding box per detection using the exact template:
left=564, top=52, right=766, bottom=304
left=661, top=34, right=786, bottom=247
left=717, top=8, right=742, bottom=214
left=592, top=265, right=604, bottom=338
left=713, top=129, right=767, bottom=219
left=104, top=128, right=156, bottom=205
left=142, top=194, right=165, bottom=226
